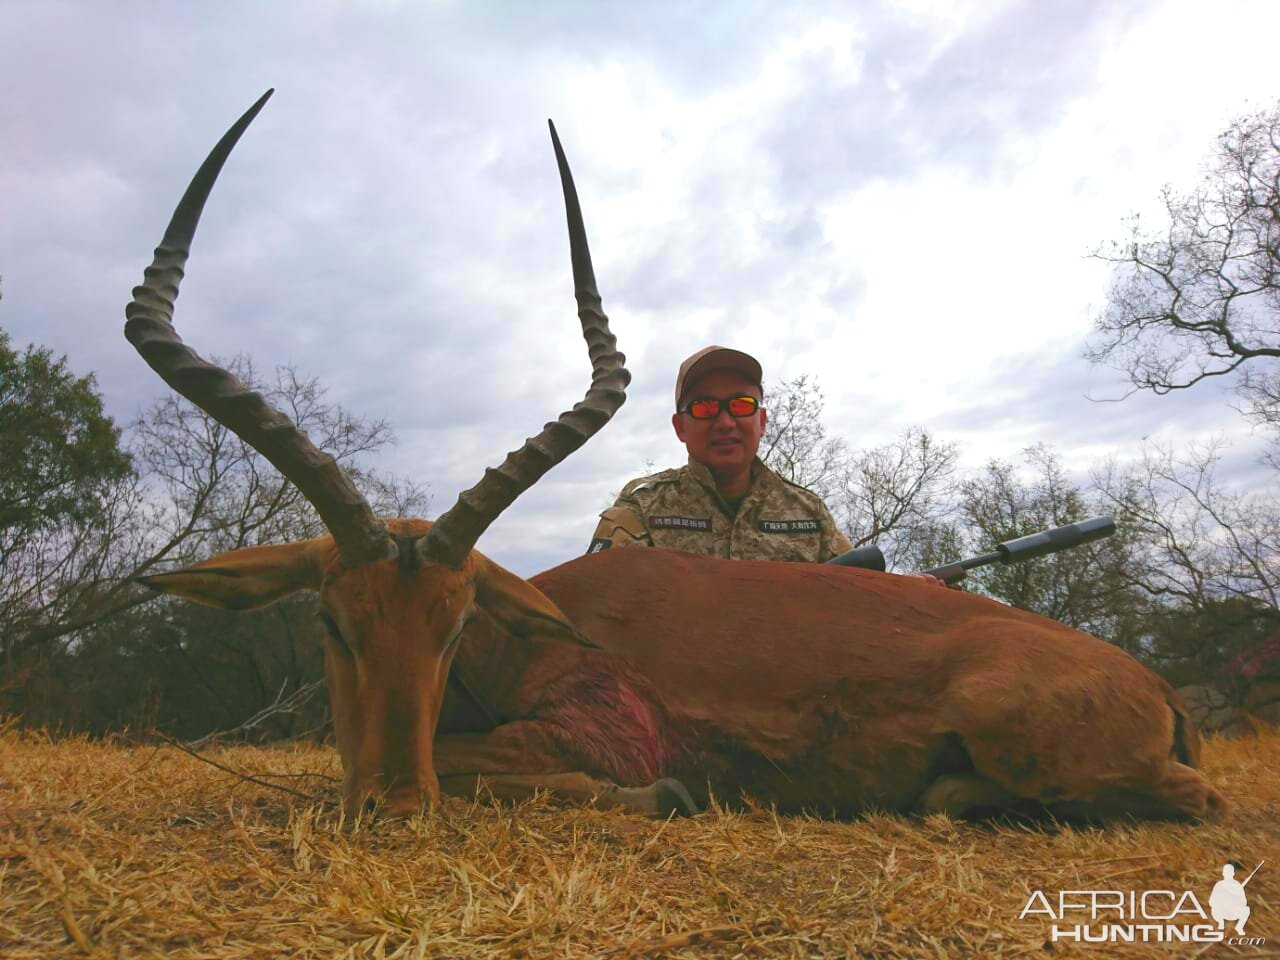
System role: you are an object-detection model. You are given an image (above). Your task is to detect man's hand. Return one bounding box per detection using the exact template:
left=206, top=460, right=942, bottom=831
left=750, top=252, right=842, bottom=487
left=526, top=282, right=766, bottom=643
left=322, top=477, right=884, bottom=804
left=903, top=573, right=947, bottom=588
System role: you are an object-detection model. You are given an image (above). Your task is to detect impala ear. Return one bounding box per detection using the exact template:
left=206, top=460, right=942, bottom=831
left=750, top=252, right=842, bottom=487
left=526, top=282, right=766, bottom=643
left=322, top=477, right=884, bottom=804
left=473, top=554, right=596, bottom=647
left=136, top=539, right=331, bottom=611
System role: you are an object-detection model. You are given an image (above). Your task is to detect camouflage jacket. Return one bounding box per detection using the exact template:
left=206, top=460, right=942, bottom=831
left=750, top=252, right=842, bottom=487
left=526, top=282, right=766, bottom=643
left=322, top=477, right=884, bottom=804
left=589, top=457, right=854, bottom=563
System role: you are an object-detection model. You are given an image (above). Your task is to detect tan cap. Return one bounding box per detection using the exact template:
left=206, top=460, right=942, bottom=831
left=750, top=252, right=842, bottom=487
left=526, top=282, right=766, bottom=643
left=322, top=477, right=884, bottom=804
left=674, top=345, right=763, bottom=409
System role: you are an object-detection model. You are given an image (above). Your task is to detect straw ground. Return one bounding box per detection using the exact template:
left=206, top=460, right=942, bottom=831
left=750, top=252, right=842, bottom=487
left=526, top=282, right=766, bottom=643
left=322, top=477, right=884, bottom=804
left=2, top=721, right=1276, bottom=959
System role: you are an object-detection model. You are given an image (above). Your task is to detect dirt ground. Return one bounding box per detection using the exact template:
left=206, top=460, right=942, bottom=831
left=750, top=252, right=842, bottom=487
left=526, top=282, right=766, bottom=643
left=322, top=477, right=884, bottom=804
left=2, top=723, right=1276, bottom=959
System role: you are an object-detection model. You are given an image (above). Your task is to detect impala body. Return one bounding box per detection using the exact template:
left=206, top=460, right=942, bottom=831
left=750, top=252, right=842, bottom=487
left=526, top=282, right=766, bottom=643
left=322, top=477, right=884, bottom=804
left=550, top=549, right=1228, bottom=818
left=133, top=94, right=1224, bottom=823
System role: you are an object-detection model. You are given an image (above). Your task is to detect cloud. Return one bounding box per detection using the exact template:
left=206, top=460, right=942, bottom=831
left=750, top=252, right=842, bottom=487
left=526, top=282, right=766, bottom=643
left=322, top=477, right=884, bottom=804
left=925, top=335, right=1269, bottom=486
left=759, top=0, right=1148, bottom=206
left=3, top=0, right=1279, bottom=580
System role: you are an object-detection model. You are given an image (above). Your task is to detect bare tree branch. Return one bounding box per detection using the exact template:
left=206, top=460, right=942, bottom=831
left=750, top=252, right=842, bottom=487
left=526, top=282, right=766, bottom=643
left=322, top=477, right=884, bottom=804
left=186, top=679, right=327, bottom=748
left=1089, top=101, right=1280, bottom=437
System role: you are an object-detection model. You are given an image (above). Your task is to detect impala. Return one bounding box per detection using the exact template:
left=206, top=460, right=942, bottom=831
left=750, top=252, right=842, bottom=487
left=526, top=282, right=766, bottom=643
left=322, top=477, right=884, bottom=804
left=136, top=93, right=1224, bottom=824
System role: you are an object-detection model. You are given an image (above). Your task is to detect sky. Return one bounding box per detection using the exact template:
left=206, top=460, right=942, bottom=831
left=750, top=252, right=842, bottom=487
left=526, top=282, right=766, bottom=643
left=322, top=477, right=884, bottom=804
left=3, top=0, right=1280, bottom=576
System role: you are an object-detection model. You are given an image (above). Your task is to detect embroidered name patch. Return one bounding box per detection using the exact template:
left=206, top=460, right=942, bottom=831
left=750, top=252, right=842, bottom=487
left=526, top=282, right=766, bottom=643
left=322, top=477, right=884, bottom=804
left=650, top=516, right=712, bottom=531
left=586, top=538, right=612, bottom=554
left=758, top=519, right=821, bottom=534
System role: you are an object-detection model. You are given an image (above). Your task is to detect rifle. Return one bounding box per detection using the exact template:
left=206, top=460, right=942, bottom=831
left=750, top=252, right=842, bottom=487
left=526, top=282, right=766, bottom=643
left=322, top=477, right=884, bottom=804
left=1241, top=859, right=1265, bottom=887
left=826, top=516, right=1117, bottom=585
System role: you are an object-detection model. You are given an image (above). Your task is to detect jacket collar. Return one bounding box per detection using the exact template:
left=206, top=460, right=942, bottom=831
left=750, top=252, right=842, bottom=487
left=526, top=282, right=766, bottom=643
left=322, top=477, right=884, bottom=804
left=686, top=455, right=770, bottom=508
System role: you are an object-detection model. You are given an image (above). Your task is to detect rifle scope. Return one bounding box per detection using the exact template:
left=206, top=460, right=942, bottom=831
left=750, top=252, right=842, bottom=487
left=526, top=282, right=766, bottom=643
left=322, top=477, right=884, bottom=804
left=825, top=515, right=1116, bottom=585
left=920, top=515, right=1116, bottom=584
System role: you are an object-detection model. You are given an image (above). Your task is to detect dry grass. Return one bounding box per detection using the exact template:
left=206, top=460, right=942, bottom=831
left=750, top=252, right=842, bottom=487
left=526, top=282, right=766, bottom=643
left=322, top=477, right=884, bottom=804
left=2, top=722, right=1277, bottom=959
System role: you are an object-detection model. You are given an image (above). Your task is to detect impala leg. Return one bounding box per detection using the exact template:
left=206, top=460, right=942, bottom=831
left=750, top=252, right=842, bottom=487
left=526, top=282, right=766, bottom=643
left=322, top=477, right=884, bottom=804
left=915, top=772, right=1017, bottom=818
left=438, top=773, right=696, bottom=816
left=1047, top=762, right=1227, bottom=822
left=434, top=721, right=577, bottom=775
left=434, top=721, right=697, bottom=817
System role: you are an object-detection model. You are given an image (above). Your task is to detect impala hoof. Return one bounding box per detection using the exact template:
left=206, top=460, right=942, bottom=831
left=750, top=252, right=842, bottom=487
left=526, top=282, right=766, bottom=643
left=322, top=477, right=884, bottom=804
left=654, top=777, right=698, bottom=817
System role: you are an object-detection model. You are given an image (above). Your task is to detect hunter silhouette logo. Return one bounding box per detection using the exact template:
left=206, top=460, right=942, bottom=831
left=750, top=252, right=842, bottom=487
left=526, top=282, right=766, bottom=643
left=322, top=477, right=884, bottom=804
left=1020, top=858, right=1267, bottom=946
left=1210, top=861, right=1264, bottom=935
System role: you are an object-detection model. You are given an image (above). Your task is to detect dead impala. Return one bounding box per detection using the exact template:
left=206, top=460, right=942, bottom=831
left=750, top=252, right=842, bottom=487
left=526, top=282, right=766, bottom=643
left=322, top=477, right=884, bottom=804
left=135, top=93, right=1225, bottom=823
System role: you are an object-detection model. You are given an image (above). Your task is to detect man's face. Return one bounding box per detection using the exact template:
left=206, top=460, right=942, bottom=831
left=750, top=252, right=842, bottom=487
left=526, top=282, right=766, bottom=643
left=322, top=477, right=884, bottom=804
left=671, top=369, right=767, bottom=476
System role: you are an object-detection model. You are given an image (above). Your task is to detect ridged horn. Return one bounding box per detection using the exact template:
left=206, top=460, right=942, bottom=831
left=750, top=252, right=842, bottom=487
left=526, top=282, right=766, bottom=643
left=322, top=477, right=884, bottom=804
left=419, top=120, right=630, bottom=568
left=124, top=90, right=395, bottom=568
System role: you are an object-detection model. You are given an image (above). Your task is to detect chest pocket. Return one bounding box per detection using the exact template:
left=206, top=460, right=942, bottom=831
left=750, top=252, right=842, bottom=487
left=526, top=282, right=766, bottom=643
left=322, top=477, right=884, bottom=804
left=648, top=515, right=717, bottom=556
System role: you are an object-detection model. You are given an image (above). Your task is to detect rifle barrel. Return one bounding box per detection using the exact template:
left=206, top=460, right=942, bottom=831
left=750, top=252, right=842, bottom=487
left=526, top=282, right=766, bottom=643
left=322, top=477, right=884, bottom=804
left=919, top=516, right=1116, bottom=584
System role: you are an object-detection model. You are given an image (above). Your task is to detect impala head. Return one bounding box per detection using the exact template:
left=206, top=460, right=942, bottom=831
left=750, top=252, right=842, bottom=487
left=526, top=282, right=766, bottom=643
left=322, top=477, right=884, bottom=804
left=129, top=91, right=628, bottom=817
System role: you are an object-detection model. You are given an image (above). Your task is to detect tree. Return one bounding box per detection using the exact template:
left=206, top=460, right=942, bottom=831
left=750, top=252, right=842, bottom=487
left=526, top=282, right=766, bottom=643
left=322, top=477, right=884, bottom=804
left=0, top=328, right=136, bottom=667
left=760, top=374, right=849, bottom=500
left=1139, top=598, right=1280, bottom=689
left=939, top=445, right=1151, bottom=649
left=835, top=426, right=957, bottom=571
left=760, top=375, right=957, bottom=571
left=1088, top=101, right=1280, bottom=430
left=82, top=358, right=430, bottom=739
left=1093, top=438, right=1279, bottom=610
left=1088, top=101, right=1280, bottom=721
left=1091, top=438, right=1280, bottom=687
left=0, top=329, right=132, bottom=542
left=2, top=345, right=430, bottom=739
left=132, top=357, right=428, bottom=563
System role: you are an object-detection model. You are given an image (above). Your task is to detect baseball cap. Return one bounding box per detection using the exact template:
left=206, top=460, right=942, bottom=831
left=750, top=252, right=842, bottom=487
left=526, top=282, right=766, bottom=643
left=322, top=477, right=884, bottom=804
left=674, top=345, right=763, bottom=409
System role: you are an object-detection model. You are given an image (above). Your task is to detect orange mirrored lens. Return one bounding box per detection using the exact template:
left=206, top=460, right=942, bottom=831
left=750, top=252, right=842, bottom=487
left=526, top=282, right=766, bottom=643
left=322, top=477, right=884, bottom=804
left=686, top=397, right=758, bottom=419
left=689, top=399, right=722, bottom=419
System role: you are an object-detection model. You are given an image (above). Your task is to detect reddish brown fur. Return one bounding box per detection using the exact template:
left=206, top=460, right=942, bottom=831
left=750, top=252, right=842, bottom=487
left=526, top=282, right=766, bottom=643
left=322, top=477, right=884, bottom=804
left=144, top=520, right=483, bottom=815
left=502, top=548, right=1225, bottom=818
left=144, top=519, right=1226, bottom=821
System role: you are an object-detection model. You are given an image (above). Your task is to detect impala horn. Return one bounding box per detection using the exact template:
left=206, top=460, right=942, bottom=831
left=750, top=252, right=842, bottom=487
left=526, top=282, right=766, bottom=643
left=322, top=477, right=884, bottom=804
left=124, top=90, right=396, bottom=568
left=419, top=121, right=629, bottom=568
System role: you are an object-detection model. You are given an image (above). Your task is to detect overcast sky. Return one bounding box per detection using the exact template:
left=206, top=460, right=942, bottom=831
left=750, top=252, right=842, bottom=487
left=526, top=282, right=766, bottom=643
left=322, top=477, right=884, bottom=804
left=4, top=1, right=1279, bottom=575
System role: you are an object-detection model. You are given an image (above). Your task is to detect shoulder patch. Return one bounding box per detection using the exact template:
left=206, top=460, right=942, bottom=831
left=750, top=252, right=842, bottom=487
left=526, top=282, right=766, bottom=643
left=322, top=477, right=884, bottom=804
left=598, top=505, right=649, bottom=540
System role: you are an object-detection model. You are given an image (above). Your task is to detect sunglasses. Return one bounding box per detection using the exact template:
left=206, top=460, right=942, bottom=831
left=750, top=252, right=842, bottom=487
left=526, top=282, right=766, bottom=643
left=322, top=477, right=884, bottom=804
left=680, top=395, right=761, bottom=420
